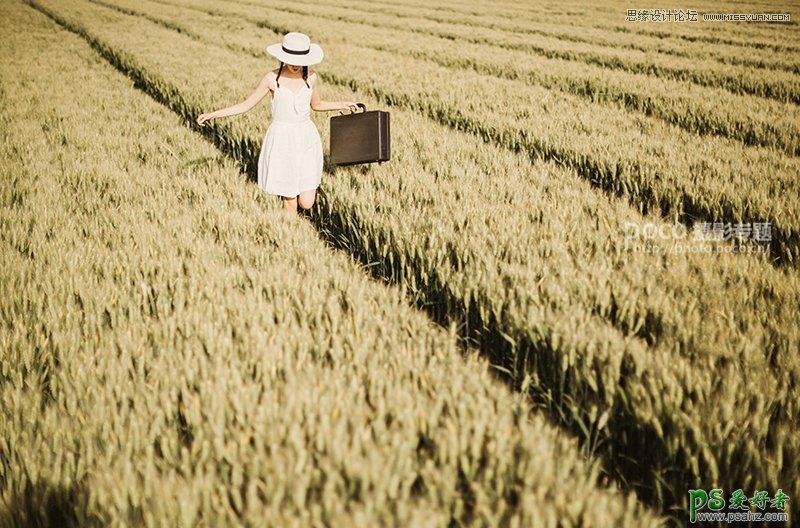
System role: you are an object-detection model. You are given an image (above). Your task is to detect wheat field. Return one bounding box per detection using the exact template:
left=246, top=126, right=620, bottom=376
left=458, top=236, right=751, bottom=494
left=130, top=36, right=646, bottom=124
left=1, top=0, right=798, bottom=526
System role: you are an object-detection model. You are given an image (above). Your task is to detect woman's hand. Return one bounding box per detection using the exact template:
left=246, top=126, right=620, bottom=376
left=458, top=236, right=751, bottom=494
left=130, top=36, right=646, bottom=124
left=343, top=102, right=360, bottom=113
left=196, top=111, right=217, bottom=127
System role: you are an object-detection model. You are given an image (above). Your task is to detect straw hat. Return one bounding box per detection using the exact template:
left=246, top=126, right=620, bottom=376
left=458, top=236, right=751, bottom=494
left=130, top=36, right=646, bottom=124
left=266, top=32, right=324, bottom=66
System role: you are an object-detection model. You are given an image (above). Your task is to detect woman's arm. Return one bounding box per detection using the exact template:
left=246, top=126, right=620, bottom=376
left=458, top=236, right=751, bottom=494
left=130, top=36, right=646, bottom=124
left=309, top=73, right=359, bottom=113
left=312, top=100, right=359, bottom=112
left=196, top=72, right=273, bottom=126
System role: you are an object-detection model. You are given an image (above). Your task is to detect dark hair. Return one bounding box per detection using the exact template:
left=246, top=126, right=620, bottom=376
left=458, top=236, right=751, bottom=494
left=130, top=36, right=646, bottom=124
left=276, top=62, right=310, bottom=88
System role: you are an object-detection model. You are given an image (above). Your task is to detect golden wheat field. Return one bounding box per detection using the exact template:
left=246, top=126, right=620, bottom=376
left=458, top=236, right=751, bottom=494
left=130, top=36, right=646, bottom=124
left=1, top=0, right=798, bottom=526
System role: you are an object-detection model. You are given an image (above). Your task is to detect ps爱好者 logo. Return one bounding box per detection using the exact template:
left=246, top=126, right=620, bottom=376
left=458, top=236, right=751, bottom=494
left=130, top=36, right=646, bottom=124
left=688, top=488, right=790, bottom=524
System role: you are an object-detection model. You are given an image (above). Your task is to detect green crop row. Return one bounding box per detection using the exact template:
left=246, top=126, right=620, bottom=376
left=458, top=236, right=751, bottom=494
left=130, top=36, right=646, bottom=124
left=30, top=0, right=799, bottom=522
left=119, top=0, right=800, bottom=265
left=0, top=2, right=663, bottom=526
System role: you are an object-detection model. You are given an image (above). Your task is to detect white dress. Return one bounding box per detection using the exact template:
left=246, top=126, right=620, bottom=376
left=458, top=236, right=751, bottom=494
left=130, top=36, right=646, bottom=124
left=257, top=80, right=324, bottom=197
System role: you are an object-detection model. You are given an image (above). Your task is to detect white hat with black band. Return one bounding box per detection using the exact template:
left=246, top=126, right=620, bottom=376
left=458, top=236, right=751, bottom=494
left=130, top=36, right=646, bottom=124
left=266, top=32, right=324, bottom=66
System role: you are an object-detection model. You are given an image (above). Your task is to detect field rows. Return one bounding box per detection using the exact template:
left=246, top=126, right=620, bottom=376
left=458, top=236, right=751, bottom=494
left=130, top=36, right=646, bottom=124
left=275, top=0, right=800, bottom=103
left=383, top=0, right=800, bottom=53
left=187, top=0, right=800, bottom=154
left=318, top=0, right=800, bottom=74
left=0, top=2, right=666, bottom=525
left=76, top=0, right=800, bottom=384
left=112, top=0, right=800, bottom=265
left=28, top=0, right=800, bottom=518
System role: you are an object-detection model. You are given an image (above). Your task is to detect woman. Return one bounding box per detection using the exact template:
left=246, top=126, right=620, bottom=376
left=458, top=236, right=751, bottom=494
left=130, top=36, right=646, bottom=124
left=196, top=32, right=358, bottom=216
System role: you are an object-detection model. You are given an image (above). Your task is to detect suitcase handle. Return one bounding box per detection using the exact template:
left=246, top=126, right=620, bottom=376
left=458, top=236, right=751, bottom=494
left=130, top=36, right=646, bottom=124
left=339, top=103, right=367, bottom=115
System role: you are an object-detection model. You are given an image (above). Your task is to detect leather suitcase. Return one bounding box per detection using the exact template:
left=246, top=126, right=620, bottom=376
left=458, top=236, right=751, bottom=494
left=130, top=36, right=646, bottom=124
left=329, top=104, right=390, bottom=166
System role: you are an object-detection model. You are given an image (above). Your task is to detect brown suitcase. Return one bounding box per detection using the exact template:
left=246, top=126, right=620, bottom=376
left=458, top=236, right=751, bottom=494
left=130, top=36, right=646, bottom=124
left=329, top=103, right=390, bottom=166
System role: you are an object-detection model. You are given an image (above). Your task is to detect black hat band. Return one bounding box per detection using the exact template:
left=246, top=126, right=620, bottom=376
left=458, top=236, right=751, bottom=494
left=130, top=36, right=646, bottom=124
left=282, top=45, right=310, bottom=55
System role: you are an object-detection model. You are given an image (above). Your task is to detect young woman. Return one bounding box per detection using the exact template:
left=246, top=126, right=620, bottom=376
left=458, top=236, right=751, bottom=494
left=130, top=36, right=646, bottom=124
left=196, top=32, right=358, bottom=216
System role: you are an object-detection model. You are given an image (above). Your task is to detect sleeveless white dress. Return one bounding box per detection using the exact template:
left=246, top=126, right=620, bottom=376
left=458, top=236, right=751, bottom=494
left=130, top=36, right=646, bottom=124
left=257, top=79, right=323, bottom=197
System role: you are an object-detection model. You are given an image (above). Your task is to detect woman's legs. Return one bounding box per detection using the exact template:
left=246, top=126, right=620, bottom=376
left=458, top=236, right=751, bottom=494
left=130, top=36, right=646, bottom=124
left=297, top=189, right=317, bottom=211
left=281, top=196, right=298, bottom=215
left=281, top=189, right=316, bottom=216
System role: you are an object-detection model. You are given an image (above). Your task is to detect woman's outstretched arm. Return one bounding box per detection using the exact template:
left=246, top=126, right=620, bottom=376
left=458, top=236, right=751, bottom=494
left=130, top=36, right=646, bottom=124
left=309, top=73, right=359, bottom=113
left=196, top=72, right=273, bottom=126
